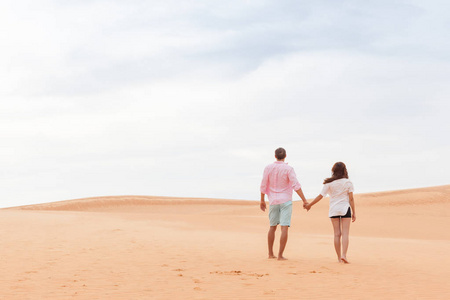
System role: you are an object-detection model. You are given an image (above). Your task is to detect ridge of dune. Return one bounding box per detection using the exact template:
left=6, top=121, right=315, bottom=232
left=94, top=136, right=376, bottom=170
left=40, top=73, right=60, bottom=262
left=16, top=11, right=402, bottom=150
left=359, top=184, right=450, bottom=197
left=356, top=184, right=450, bottom=206
left=4, top=184, right=449, bottom=212
left=4, top=195, right=255, bottom=212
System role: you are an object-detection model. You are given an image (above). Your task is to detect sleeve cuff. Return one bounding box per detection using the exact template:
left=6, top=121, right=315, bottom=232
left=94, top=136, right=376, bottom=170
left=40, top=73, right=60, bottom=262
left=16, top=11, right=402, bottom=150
left=293, top=184, right=302, bottom=191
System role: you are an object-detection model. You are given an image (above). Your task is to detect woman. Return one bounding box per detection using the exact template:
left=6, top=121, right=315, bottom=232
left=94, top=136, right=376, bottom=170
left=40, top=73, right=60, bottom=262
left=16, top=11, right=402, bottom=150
left=305, top=162, right=356, bottom=263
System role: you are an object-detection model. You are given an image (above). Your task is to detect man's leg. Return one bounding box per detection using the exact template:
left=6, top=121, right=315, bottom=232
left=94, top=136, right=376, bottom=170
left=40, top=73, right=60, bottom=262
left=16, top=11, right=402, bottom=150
left=277, top=201, right=292, bottom=260
left=278, top=226, right=289, bottom=260
left=268, top=204, right=280, bottom=259
left=268, top=226, right=277, bottom=259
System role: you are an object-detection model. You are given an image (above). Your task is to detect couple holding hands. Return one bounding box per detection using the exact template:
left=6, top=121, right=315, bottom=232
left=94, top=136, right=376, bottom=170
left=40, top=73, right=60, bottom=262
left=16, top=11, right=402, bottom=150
left=260, top=147, right=356, bottom=263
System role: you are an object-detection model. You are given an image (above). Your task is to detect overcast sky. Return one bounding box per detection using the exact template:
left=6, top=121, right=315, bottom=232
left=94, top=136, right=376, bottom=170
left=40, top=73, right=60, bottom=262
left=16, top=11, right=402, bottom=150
left=1, top=0, right=449, bottom=207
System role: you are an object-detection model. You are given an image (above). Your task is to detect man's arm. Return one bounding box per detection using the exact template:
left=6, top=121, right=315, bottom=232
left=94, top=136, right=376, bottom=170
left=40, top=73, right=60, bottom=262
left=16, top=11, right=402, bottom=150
left=295, top=188, right=309, bottom=207
left=260, top=166, right=269, bottom=212
left=260, top=193, right=266, bottom=211
left=288, top=169, right=309, bottom=207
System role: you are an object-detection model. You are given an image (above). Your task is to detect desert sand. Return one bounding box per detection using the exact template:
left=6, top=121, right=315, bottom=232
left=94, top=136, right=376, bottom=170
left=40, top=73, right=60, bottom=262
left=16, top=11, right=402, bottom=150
left=1, top=185, right=449, bottom=299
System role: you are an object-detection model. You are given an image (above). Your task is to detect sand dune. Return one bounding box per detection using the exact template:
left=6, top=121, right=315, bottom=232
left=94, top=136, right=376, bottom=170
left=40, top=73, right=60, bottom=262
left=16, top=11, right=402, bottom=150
left=7, top=195, right=254, bottom=212
left=1, top=185, right=449, bottom=299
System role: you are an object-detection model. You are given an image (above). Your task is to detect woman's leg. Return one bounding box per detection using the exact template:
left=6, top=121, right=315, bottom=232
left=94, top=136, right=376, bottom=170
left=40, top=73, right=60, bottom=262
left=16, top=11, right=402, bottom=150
left=340, top=218, right=351, bottom=263
left=330, top=218, right=342, bottom=262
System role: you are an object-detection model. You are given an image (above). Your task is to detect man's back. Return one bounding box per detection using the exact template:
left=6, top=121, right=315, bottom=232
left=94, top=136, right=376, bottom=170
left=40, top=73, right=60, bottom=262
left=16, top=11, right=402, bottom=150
left=260, top=161, right=301, bottom=205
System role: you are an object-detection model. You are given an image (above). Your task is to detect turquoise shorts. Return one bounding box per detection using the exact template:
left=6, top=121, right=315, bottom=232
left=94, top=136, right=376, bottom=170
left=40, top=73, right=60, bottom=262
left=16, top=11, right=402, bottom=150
left=269, top=201, right=293, bottom=227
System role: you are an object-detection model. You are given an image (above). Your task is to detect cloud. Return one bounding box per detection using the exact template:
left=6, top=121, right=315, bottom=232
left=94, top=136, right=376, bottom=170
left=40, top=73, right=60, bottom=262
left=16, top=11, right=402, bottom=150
left=3, top=0, right=448, bottom=97
left=0, top=1, right=449, bottom=206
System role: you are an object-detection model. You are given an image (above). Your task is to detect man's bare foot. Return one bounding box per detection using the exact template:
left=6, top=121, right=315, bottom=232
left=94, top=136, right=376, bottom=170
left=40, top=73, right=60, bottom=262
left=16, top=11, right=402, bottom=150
left=268, top=255, right=276, bottom=259
left=277, top=256, right=288, bottom=261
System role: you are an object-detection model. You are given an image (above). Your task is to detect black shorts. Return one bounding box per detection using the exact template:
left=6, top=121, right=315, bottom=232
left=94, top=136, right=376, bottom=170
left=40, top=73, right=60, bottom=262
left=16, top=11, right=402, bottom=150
left=330, top=207, right=351, bottom=219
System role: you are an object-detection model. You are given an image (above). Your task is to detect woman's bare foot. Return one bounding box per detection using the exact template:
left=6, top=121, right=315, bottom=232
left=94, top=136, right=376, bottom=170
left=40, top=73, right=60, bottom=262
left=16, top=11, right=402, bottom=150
left=268, top=255, right=276, bottom=259
left=277, top=256, right=288, bottom=261
left=341, top=257, right=350, bottom=264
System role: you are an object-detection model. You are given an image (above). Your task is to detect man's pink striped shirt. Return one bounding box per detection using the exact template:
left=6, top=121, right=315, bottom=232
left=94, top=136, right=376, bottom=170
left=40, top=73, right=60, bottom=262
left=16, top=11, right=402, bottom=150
left=260, top=161, right=302, bottom=205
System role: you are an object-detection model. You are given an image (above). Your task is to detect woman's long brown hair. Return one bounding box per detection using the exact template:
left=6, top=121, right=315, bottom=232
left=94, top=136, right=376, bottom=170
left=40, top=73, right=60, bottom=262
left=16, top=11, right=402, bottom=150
left=323, top=162, right=349, bottom=184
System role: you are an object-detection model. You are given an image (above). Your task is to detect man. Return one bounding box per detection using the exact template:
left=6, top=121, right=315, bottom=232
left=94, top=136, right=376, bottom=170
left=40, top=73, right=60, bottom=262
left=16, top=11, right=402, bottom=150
left=260, top=147, right=309, bottom=260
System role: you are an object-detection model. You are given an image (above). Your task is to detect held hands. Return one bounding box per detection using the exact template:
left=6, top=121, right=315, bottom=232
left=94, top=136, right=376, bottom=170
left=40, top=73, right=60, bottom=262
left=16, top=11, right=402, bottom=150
left=303, top=202, right=311, bottom=211
left=260, top=200, right=313, bottom=212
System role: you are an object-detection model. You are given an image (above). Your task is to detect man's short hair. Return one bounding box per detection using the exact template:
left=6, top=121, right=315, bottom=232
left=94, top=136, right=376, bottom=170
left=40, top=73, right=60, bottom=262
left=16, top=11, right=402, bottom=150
left=275, top=147, right=286, bottom=160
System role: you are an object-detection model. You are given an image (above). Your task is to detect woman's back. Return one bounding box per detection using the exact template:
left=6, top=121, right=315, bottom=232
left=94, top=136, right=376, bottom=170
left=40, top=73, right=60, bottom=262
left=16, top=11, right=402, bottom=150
left=321, top=178, right=354, bottom=217
left=324, top=178, right=353, bottom=199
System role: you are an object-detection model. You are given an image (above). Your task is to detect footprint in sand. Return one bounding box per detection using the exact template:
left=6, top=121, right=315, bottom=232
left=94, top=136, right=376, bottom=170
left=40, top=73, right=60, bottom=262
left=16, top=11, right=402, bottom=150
left=211, top=271, right=267, bottom=278
left=249, top=273, right=266, bottom=277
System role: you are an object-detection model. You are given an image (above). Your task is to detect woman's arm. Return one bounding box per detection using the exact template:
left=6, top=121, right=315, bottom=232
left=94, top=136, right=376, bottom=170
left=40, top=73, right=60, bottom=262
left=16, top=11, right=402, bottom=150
left=349, top=192, right=356, bottom=222
left=305, top=194, right=323, bottom=210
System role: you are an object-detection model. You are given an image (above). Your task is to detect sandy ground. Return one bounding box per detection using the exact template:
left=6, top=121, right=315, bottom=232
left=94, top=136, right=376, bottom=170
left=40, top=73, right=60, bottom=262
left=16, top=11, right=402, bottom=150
left=1, top=185, right=449, bottom=299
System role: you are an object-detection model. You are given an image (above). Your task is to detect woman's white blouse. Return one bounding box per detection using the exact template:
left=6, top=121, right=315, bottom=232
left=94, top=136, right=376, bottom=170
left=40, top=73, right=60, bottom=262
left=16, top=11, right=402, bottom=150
left=321, top=178, right=354, bottom=217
